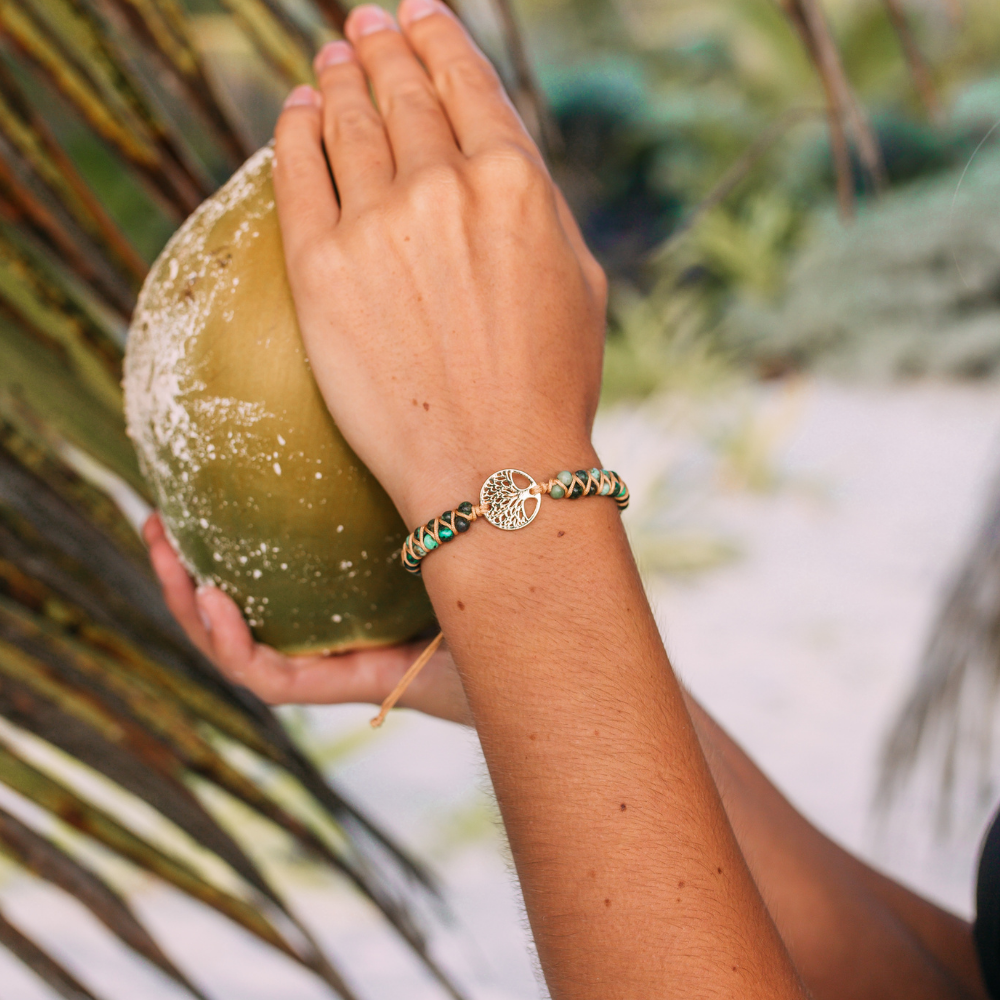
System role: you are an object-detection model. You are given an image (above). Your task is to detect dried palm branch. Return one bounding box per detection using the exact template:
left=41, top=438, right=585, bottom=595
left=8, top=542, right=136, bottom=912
left=0, top=0, right=496, bottom=993
left=777, top=0, right=885, bottom=217
left=881, top=0, right=941, bottom=119
left=482, top=0, right=560, bottom=159
left=879, top=474, right=1000, bottom=828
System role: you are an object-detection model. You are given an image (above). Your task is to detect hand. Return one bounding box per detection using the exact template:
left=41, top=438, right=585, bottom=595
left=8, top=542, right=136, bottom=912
left=272, top=0, right=607, bottom=527
left=143, top=514, right=471, bottom=724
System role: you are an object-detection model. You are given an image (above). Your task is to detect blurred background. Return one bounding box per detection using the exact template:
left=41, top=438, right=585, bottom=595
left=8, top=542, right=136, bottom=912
left=1, top=0, right=1000, bottom=997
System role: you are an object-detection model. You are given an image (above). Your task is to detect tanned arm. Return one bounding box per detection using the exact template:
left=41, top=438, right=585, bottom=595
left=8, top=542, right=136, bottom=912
left=685, top=695, right=987, bottom=1000
left=147, top=2, right=986, bottom=997
left=264, top=2, right=806, bottom=996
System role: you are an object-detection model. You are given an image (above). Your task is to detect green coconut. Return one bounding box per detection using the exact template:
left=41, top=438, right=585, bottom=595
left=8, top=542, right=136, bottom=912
left=124, top=146, right=435, bottom=654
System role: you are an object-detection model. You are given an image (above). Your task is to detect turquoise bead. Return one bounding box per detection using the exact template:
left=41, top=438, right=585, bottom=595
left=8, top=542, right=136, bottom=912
left=422, top=535, right=438, bottom=550
left=590, top=467, right=601, bottom=479
left=557, top=470, right=573, bottom=487
left=600, top=481, right=611, bottom=495
left=439, top=526, right=454, bottom=540
left=550, top=484, right=565, bottom=499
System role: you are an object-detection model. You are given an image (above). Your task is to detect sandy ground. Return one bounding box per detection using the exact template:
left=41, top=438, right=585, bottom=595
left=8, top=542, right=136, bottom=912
left=2, top=377, right=1000, bottom=999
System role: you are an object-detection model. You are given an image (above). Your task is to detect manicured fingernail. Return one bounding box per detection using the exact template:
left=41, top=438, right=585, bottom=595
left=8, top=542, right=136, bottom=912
left=347, top=4, right=396, bottom=37
left=399, top=0, right=444, bottom=23
left=195, top=586, right=214, bottom=633
left=283, top=85, right=320, bottom=109
left=314, top=40, right=353, bottom=71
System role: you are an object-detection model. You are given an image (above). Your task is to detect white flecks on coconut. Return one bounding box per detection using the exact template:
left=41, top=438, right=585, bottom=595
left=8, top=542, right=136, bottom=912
left=123, top=145, right=427, bottom=652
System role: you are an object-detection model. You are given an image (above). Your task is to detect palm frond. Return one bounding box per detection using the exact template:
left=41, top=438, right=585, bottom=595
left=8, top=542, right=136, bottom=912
left=0, top=0, right=490, bottom=992
left=0, top=805, right=211, bottom=1000
left=0, top=903, right=104, bottom=1000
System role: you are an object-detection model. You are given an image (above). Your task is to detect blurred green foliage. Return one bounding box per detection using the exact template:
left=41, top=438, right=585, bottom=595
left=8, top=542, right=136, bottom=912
left=511, top=0, right=1000, bottom=399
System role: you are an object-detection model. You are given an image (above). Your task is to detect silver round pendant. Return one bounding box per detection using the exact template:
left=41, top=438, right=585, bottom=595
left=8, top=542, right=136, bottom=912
left=481, top=469, right=541, bottom=530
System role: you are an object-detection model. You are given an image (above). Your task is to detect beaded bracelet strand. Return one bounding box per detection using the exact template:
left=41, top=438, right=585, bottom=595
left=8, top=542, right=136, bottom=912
left=401, top=467, right=629, bottom=575
left=370, top=466, right=630, bottom=727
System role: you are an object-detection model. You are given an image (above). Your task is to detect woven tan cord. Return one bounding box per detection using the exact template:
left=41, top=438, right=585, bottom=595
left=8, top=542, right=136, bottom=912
left=370, top=630, right=445, bottom=728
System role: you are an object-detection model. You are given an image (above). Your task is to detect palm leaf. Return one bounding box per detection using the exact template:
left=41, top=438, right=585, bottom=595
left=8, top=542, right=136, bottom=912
left=0, top=805, right=211, bottom=1000
left=0, top=904, right=103, bottom=1000
left=0, top=0, right=492, bottom=992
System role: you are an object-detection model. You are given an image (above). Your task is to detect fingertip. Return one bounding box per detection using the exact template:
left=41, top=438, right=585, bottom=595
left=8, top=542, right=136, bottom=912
left=148, top=537, right=186, bottom=591
left=282, top=84, right=321, bottom=110
left=344, top=3, right=397, bottom=42
left=397, top=0, right=449, bottom=28
left=314, top=39, right=354, bottom=74
left=197, top=586, right=253, bottom=664
left=142, top=511, right=164, bottom=547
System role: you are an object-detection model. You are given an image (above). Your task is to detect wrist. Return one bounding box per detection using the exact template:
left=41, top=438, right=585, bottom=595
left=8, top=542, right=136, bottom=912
left=393, top=437, right=601, bottom=529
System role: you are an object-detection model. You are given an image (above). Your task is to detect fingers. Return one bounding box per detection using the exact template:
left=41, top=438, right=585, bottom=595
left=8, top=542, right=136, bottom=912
left=273, top=84, right=340, bottom=267
left=196, top=584, right=468, bottom=720
left=313, top=40, right=394, bottom=214
left=194, top=585, right=380, bottom=705
left=144, top=523, right=470, bottom=721
left=145, top=514, right=214, bottom=660
left=397, top=0, right=538, bottom=160
left=343, top=5, right=459, bottom=175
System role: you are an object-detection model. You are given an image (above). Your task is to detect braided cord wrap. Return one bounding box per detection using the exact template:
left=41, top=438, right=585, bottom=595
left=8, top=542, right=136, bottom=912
left=400, top=467, right=628, bottom=575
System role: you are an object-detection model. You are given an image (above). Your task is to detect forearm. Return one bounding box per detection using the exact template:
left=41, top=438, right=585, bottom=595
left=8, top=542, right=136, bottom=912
left=419, top=460, right=805, bottom=1000
left=684, top=695, right=987, bottom=1000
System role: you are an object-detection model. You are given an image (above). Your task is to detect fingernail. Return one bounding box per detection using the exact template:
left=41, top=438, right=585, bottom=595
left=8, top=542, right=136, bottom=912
left=195, top=585, right=214, bottom=633
left=347, top=4, right=396, bottom=37
left=283, top=84, right=320, bottom=109
left=314, top=39, right=353, bottom=71
left=399, top=0, right=443, bottom=23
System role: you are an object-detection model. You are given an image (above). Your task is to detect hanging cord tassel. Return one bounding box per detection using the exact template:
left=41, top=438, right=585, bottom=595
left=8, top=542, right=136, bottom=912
left=370, top=631, right=445, bottom=728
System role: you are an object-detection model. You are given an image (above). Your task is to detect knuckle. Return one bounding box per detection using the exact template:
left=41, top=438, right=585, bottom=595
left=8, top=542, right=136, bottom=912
left=254, top=678, right=287, bottom=705
left=437, top=56, right=498, bottom=99
left=586, top=256, right=608, bottom=300
left=331, top=104, right=382, bottom=142
left=407, top=162, right=465, bottom=207
left=469, top=145, right=546, bottom=196
left=386, top=78, right=438, bottom=115
left=272, top=146, right=318, bottom=190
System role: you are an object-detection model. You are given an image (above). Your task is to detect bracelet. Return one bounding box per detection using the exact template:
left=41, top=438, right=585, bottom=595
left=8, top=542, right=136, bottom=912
left=400, top=467, right=629, bottom=575
left=370, top=467, right=629, bottom=728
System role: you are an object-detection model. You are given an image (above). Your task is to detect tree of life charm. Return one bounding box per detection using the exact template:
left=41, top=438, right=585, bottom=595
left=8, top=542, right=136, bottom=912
left=481, top=469, right=541, bottom=530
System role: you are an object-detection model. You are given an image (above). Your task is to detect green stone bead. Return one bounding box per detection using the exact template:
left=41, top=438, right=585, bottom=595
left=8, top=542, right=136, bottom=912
left=557, top=471, right=573, bottom=487
left=438, top=526, right=454, bottom=540
left=458, top=501, right=474, bottom=515
left=550, top=484, right=566, bottom=499
left=454, top=516, right=470, bottom=532
left=600, top=481, right=611, bottom=495
left=422, top=535, right=438, bottom=551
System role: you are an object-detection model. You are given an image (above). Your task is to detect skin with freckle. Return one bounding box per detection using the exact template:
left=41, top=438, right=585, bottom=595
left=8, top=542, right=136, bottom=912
left=124, top=148, right=434, bottom=653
